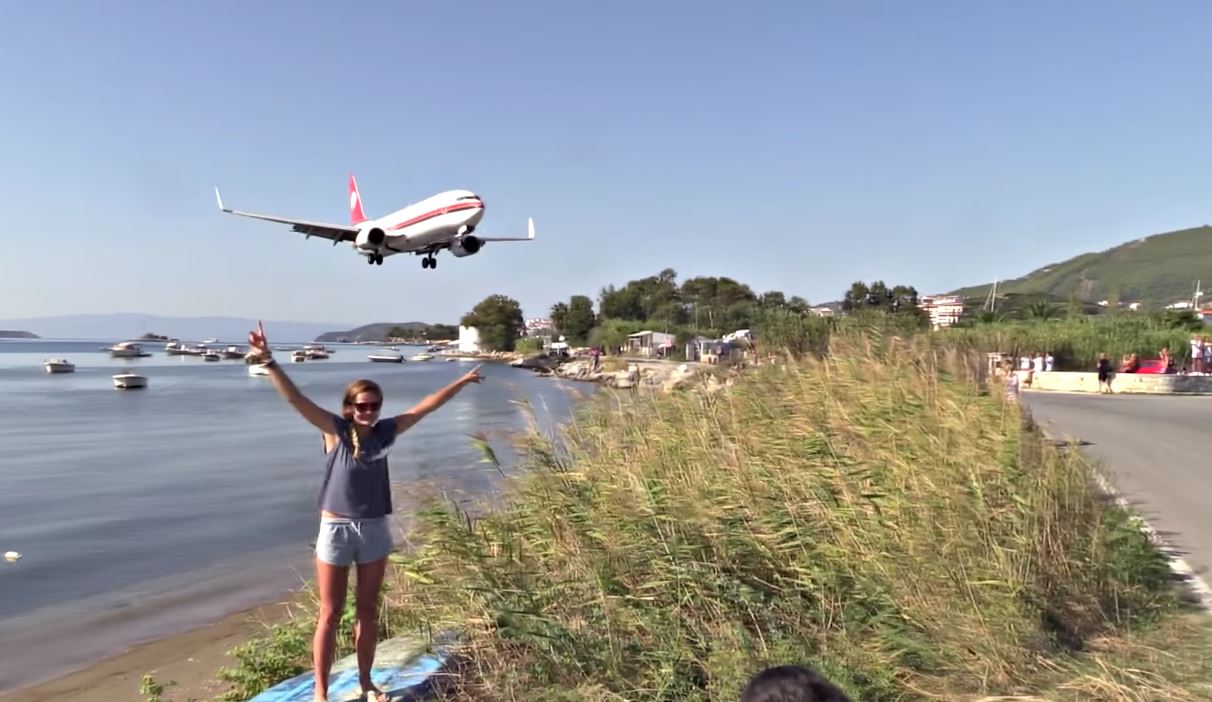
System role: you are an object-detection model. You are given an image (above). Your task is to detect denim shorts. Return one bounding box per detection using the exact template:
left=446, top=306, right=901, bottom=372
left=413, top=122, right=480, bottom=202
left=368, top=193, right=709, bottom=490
left=315, top=516, right=394, bottom=566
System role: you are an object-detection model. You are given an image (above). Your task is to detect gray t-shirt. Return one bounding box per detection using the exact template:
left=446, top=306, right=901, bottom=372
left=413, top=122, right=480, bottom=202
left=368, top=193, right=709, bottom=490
left=317, top=414, right=397, bottom=518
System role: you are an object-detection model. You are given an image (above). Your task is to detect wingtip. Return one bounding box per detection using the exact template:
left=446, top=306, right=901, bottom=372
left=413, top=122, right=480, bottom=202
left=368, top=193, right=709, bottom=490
left=214, top=187, right=226, bottom=212
left=528, top=217, right=535, bottom=240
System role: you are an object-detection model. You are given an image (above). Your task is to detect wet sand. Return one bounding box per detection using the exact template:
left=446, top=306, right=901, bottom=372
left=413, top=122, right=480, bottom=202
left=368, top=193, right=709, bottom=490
left=0, top=600, right=296, bottom=702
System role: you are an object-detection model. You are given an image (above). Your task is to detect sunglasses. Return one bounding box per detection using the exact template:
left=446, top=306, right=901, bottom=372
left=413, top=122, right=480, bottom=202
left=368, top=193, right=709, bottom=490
left=353, top=401, right=382, bottom=413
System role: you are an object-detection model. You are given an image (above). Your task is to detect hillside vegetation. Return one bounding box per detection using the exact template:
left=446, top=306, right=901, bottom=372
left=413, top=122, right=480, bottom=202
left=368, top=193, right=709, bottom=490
left=206, top=336, right=1212, bottom=702
left=314, top=321, right=456, bottom=342
left=953, top=225, right=1212, bottom=305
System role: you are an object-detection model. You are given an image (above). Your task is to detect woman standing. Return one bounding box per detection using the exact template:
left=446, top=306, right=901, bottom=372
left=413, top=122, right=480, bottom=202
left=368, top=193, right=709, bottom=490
left=248, top=322, right=483, bottom=702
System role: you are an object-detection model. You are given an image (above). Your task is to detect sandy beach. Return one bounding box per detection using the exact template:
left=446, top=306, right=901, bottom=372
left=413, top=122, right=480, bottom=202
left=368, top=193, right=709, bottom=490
left=0, top=600, right=296, bottom=702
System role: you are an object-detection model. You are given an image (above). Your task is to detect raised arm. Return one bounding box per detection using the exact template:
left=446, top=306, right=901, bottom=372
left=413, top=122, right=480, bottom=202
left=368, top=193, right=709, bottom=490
left=249, top=321, right=336, bottom=435
left=395, top=365, right=484, bottom=435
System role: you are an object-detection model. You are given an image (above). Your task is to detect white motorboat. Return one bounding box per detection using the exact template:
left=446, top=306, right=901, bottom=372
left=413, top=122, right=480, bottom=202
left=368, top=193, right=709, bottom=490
left=368, top=352, right=404, bottom=363
left=113, top=373, right=147, bottom=389
left=107, top=341, right=150, bottom=358
left=409, top=352, right=434, bottom=362
left=203, top=337, right=218, bottom=344
left=220, top=346, right=245, bottom=359
left=248, top=364, right=270, bottom=376
left=43, top=358, right=76, bottom=373
left=291, top=351, right=307, bottom=362
left=202, top=352, right=221, bottom=362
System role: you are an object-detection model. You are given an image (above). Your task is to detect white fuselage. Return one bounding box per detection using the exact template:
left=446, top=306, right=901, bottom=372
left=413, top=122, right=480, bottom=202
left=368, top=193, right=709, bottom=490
left=360, top=189, right=485, bottom=257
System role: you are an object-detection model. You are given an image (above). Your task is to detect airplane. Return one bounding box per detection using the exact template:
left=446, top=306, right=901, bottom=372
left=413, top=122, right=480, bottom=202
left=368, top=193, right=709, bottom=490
left=214, top=174, right=534, bottom=269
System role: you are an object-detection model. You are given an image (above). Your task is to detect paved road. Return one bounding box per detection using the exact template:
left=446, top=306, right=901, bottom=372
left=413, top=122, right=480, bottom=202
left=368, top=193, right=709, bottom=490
left=1024, top=392, right=1212, bottom=586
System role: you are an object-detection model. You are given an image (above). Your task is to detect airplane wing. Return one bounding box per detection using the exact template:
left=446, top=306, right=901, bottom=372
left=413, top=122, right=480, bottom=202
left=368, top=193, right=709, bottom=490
left=477, top=217, right=536, bottom=242
left=214, top=188, right=360, bottom=243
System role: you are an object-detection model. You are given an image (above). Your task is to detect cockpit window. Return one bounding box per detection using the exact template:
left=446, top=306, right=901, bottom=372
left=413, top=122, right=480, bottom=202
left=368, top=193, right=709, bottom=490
left=457, top=195, right=481, bottom=201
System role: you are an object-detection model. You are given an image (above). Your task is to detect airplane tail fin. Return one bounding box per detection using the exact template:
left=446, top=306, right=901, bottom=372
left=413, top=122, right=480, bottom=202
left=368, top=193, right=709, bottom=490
left=349, top=174, right=368, bottom=224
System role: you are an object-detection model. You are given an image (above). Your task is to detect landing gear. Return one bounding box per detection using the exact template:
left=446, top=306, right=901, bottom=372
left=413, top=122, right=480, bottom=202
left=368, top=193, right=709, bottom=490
left=421, top=255, right=437, bottom=269
left=367, top=253, right=383, bottom=265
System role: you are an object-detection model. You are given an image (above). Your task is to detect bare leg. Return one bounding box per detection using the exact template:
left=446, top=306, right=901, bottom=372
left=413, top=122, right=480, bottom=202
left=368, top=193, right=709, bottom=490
left=314, top=560, right=349, bottom=702
left=355, top=558, right=389, bottom=699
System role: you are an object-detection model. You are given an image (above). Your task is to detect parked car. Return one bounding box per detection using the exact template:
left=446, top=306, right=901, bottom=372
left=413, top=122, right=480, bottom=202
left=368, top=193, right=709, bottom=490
left=1134, top=359, right=1169, bottom=374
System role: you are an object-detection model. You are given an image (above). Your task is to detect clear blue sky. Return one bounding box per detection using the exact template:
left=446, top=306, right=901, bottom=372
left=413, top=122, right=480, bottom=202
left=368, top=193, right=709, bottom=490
left=3, top=1, right=1211, bottom=327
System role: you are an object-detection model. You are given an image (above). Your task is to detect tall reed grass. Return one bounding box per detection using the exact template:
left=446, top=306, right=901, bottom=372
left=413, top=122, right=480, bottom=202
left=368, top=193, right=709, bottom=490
left=193, top=336, right=1212, bottom=701
left=373, top=337, right=1207, bottom=700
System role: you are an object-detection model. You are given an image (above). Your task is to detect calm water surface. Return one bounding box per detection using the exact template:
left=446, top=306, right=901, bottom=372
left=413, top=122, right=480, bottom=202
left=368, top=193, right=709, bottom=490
left=0, top=339, right=588, bottom=693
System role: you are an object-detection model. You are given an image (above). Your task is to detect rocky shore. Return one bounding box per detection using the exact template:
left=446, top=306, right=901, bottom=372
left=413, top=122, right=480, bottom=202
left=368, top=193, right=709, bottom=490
left=514, top=354, right=735, bottom=393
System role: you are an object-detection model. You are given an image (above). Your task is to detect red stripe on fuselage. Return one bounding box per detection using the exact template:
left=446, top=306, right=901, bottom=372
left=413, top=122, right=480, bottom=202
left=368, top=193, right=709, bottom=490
left=386, top=201, right=483, bottom=231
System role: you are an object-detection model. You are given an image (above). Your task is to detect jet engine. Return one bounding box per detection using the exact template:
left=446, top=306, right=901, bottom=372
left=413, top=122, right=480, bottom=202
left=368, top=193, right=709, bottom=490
left=450, top=235, right=482, bottom=258
left=355, top=227, right=386, bottom=251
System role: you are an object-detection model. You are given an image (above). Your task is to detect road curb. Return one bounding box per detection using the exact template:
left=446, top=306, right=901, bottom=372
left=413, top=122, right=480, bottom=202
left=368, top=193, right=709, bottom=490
left=1036, top=423, right=1212, bottom=614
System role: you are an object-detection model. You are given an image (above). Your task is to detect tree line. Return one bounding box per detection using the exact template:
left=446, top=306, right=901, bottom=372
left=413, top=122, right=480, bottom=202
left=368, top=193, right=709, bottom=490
left=458, top=270, right=929, bottom=354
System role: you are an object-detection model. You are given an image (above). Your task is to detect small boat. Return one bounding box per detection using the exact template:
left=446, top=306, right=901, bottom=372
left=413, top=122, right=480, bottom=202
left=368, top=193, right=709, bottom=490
left=409, top=353, right=434, bottom=362
left=291, top=351, right=307, bottom=362
left=107, top=341, right=150, bottom=358
left=368, top=352, right=404, bottom=363
left=202, top=352, right=221, bottom=362
left=113, top=373, right=147, bottom=389
left=220, top=346, right=245, bottom=359
left=203, top=337, right=218, bottom=344
left=43, top=358, right=76, bottom=373
left=248, top=364, right=270, bottom=376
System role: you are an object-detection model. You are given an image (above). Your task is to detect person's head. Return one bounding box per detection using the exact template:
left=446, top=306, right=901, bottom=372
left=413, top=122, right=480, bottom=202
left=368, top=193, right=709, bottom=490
left=1099, top=352, right=1107, bottom=360
left=341, top=379, right=384, bottom=428
left=740, top=665, right=851, bottom=702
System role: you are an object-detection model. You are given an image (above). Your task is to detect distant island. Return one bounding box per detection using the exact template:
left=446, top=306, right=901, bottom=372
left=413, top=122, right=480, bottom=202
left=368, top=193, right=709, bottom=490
left=0, top=330, right=39, bottom=339
left=140, top=332, right=170, bottom=341
left=315, top=321, right=458, bottom=343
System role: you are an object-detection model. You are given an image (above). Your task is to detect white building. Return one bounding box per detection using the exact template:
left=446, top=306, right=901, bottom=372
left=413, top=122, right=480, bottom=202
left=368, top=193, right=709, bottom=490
left=458, top=326, right=482, bottom=354
left=919, top=295, right=965, bottom=329
left=525, top=318, right=554, bottom=336
left=626, top=330, right=676, bottom=357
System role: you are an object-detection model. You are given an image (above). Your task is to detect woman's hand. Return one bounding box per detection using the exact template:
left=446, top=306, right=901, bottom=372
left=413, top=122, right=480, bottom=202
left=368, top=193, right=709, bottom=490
left=460, top=365, right=484, bottom=385
left=248, top=320, right=271, bottom=359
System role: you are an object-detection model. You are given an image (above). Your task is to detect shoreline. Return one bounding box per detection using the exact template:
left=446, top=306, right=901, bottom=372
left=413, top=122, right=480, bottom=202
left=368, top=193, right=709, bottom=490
left=0, top=599, right=297, bottom=702
left=0, top=545, right=310, bottom=700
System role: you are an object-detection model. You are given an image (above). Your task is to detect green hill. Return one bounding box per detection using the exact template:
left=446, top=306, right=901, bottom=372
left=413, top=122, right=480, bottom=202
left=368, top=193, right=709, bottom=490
left=314, top=321, right=454, bottom=342
left=952, top=225, right=1212, bottom=306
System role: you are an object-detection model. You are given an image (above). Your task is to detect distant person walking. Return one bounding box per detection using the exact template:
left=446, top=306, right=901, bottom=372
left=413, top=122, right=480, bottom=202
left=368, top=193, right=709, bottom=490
left=247, top=321, right=484, bottom=702
left=1097, top=352, right=1113, bottom=394
left=1003, top=360, right=1021, bottom=404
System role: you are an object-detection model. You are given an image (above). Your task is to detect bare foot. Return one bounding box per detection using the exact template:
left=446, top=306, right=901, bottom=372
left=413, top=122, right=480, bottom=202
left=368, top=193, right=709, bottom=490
left=361, top=686, right=389, bottom=702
